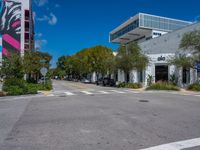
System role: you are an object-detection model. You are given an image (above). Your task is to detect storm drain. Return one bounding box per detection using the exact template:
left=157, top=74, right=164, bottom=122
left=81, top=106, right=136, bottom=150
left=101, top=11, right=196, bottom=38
left=139, top=100, right=149, bottom=103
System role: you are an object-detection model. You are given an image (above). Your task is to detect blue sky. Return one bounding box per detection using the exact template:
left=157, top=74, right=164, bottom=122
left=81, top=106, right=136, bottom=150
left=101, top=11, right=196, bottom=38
left=33, top=0, right=200, bottom=67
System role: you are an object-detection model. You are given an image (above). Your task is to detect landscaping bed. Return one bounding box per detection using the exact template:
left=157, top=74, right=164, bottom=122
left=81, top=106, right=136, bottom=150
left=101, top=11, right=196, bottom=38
left=187, top=84, right=200, bottom=91
left=2, top=78, right=52, bottom=96
left=146, top=82, right=180, bottom=91
left=117, top=82, right=142, bottom=89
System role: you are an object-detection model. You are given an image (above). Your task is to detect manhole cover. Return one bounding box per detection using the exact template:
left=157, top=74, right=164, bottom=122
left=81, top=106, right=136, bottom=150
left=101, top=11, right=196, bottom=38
left=139, top=100, right=149, bottom=103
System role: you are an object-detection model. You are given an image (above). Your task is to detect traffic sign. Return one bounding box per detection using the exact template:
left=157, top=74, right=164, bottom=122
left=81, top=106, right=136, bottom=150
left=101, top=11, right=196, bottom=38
left=40, top=67, right=48, bottom=76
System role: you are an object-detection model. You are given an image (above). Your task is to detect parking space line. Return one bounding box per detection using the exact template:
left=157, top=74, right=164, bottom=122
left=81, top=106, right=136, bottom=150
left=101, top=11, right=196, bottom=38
left=140, top=137, right=200, bottom=150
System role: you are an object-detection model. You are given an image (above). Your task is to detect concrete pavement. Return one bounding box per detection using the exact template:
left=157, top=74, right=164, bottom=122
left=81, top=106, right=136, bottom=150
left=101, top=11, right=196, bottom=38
left=0, top=80, right=200, bottom=150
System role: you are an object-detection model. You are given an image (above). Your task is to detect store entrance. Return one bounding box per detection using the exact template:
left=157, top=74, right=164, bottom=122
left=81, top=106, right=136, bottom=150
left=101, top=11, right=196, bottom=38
left=155, top=65, right=169, bottom=82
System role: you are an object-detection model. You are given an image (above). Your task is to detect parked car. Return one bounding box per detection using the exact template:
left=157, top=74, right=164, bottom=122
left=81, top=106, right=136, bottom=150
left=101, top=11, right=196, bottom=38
left=96, top=78, right=115, bottom=87
left=81, top=78, right=91, bottom=84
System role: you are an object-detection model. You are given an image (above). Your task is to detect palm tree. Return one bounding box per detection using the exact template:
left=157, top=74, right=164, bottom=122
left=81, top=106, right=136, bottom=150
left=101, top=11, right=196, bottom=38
left=169, top=30, right=200, bottom=69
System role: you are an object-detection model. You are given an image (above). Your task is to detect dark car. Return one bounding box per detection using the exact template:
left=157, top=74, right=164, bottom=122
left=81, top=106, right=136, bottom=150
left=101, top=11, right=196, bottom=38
left=96, top=78, right=115, bottom=87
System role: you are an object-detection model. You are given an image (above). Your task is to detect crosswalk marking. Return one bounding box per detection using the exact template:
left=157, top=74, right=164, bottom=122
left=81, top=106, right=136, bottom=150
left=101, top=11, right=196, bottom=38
left=81, top=91, right=93, bottom=95
left=110, top=90, right=126, bottom=94
left=99, top=91, right=109, bottom=94
left=124, top=90, right=140, bottom=93
left=64, top=91, right=76, bottom=96
left=47, top=94, right=54, bottom=97
left=43, top=90, right=200, bottom=98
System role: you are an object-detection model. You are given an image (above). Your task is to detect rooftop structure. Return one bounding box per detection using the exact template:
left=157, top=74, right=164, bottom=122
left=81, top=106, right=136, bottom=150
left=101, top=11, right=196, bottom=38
left=110, top=13, right=192, bottom=44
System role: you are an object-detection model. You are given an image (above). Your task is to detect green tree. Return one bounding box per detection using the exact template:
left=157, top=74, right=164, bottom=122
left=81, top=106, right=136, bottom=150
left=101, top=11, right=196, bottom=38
left=1, top=52, right=24, bottom=79
left=168, top=31, right=200, bottom=70
left=116, top=42, right=149, bottom=82
left=23, top=51, right=52, bottom=80
left=88, top=46, right=114, bottom=79
left=55, top=46, right=115, bottom=80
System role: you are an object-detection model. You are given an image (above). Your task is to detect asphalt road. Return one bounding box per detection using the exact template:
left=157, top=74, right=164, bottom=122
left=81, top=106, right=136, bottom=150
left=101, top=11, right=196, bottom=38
left=0, top=80, right=200, bottom=150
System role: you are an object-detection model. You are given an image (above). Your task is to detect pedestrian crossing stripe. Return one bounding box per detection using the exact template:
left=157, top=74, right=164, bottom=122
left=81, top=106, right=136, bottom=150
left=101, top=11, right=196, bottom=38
left=109, top=90, right=126, bottom=94
left=64, top=92, right=75, bottom=96
left=81, top=91, right=93, bottom=95
left=99, top=91, right=109, bottom=94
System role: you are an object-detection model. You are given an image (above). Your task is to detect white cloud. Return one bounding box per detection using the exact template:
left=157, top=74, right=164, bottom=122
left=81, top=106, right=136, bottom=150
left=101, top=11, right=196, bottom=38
left=37, top=13, right=58, bottom=25
left=34, top=0, right=48, bottom=7
left=35, top=33, right=43, bottom=38
left=35, top=39, right=47, bottom=50
left=55, top=4, right=60, bottom=8
left=195, top=15, right=200, bottom=22
left=48, top=13, right=57, bottom=25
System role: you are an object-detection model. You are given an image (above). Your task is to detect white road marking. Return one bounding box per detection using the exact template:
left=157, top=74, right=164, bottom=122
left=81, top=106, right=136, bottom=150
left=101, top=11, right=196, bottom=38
left=99, top=91, right=109, bottom=94
left=140, top=137, right=200, bottom=150
left=64, top=91, right=75, bottom=96
left=195, top=95, right=200, bottom=97
left=124, top=90, right=140, bottom=93
left=81, top=91, right=93, bottom=95
left=47, top=94, right=54, bottom=97
left=110, top=90, right=126, bottom=94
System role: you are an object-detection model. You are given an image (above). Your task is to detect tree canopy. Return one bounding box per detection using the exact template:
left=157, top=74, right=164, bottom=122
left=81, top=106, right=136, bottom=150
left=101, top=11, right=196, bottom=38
left=169, top=30, right=200, bottom=69
left=55, top=45, right=115, bottom=79
left=116, top=42, right=149, bottom=74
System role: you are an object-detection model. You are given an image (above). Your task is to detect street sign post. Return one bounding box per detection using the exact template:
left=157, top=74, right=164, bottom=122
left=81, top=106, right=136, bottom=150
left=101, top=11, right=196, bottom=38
left=40, top=67, right=48, bottom=83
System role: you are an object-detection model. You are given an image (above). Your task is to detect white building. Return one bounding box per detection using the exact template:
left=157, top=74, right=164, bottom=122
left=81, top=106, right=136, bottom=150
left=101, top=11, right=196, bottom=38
left=110, top=13, right=200, bottom=87
left=0, top=0, right=34, bottom=65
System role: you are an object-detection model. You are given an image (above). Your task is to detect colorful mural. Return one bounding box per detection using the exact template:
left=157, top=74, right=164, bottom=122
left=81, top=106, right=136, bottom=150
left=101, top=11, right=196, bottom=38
left=0, top=0, right=21, bottom=57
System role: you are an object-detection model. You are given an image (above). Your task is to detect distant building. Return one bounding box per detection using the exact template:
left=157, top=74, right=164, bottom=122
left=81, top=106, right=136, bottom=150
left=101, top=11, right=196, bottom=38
left=0, top=0, right=34, bottom=65
left=110, top=13, right=200, bottom=87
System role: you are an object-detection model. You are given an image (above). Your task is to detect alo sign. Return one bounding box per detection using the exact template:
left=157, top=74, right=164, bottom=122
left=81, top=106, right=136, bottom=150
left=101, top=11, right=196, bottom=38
left=157, top=56, right=166, bottom=61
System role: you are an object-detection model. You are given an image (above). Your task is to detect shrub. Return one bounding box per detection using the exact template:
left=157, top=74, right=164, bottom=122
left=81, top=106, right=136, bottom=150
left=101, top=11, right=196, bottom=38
left=26, top=78, right=37, bottom=84
left=3, top=78, right=52, bottom=96
left=146, top=82, right=180, bottom=91
left=26, top=83, right=38, bottom=94
left=37, top=80, right=52, bottom=91
left=5, top=86, right=24, bottom=96
left=3, top=78, right=28, bottom=95
left=126, top=83, right=142, bottom=89
left=117, top=82, right=142, bottom=89
left=117, top=82, right=126, bottom=88
left=147, top=75, right=153, bottom=86
left=187, top=84, right=200, bottom=91
left=3, top=78, right=38, bottom=95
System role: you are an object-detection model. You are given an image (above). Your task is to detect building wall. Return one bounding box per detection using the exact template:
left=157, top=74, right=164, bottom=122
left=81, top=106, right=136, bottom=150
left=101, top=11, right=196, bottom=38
left=116, top=23, right=200, bottom=86
left=0, top=0, right=33, bottom=65
left=140, top=23, right=200, bottom=55
left=0, top=0, right=22, bottom=57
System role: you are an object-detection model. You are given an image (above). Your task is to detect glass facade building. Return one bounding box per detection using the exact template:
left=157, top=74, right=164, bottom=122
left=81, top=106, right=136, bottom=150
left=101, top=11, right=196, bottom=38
left=110, top=19, right=139, bottom=41
left=139, top=13, right=191, bottom=32
left=110, top=13, right=192, bottom=42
